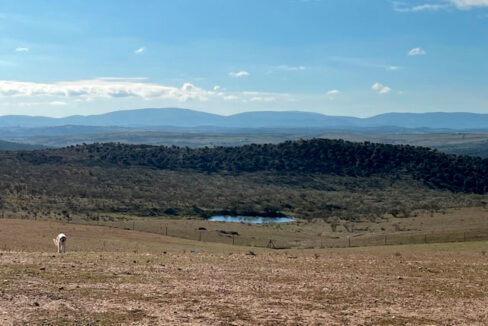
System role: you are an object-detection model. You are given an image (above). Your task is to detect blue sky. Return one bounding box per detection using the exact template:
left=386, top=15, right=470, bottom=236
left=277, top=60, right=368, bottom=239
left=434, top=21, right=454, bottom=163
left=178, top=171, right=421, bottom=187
left=0, top=0, right=487, bottom=117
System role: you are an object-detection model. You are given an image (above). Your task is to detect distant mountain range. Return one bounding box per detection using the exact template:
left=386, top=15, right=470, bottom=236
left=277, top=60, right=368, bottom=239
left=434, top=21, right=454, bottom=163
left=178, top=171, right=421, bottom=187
left=1, top=108, right=488, bottom=130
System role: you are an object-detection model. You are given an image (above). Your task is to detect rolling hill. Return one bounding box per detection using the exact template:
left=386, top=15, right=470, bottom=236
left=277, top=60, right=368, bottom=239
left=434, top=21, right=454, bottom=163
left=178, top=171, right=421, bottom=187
left=0, top=139, right=45, bottom=150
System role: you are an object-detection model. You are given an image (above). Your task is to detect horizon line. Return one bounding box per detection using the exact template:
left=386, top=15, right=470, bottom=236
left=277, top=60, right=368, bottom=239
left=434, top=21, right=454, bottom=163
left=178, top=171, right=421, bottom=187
left=0, top=107, right=484, bottom=120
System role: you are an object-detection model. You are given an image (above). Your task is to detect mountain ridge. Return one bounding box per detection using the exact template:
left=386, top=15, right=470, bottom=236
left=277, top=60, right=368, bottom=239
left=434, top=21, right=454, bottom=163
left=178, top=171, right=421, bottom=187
left=1, top=108, right=488, bottom=130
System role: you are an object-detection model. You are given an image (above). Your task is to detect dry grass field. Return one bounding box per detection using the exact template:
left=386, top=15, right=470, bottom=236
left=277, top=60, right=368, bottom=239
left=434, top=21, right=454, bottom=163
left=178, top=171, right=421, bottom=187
left=1, top=219, right=488, bottom=325
left=36, top=206, right=488, bottom=249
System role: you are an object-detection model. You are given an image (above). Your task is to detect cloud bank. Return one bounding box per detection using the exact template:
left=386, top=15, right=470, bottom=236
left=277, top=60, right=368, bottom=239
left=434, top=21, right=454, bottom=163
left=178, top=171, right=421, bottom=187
left=0, top=78, right=214, bottom=101
left=0, top=79, right=296, bottom=107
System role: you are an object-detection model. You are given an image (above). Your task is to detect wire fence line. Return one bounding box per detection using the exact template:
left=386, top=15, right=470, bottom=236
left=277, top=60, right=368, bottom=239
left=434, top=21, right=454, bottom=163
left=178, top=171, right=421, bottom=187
left=3, top=214, right=488, bottom=249
left=77, top=218, right=488, bottom=249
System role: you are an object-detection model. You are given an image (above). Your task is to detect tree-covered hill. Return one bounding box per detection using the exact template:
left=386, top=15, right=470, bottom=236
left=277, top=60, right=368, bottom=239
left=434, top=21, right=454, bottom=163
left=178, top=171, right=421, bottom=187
left=15, top=138, right=488, bottom=194
left=0, top=139, right=485, bottom=220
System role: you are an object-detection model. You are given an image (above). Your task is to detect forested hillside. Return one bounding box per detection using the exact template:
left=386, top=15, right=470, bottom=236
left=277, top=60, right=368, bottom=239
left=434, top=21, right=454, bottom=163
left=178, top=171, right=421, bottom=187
left=0, top=139, right=486, bottom=221
left=17, top=139, right=488, bottom=194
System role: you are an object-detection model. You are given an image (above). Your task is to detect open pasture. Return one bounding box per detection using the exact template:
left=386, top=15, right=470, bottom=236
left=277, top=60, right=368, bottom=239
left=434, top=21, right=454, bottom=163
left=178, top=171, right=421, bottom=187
left=35, top=206, right=488, bottom=249
left=1, top=219, right=488, bottom=325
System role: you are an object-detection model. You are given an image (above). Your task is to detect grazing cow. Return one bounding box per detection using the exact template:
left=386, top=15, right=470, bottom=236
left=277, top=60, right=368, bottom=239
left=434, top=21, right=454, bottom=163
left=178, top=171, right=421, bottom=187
left=53, top=233, right=67, bottom=253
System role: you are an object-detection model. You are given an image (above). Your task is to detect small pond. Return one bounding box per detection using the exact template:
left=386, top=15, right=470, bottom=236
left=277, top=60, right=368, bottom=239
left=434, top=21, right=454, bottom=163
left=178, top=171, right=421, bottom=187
left=209, top=215, right=295, bottom=224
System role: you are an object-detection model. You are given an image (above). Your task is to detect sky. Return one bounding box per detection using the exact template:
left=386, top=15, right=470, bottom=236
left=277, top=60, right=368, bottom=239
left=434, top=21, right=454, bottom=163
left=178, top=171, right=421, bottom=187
left=0, top=0, right=487, bottom=118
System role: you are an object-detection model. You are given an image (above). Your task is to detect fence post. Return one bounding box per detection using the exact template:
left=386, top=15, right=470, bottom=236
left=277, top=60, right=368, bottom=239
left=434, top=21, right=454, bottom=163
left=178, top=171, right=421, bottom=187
left=267, top=239, right=276, bottom=249
left=348, top=237, right=351, bottom=248
left=132, top=221, right=135, bottom=230
left=232, top=235, right=235, bottom=245
left=198, top=231, right=202, bottom=241
left=463, top=232, right=466, bottom=242
left=384, top=235, right=387, bottom=245
left=165, top=226, right=168, bottom=236
left=424, top=234, right=427, bottom=243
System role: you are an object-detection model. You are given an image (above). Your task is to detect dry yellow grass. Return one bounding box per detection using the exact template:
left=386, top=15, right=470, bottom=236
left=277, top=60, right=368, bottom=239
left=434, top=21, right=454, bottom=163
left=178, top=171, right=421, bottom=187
left=37, top=206, right=488, bottom=249
left=0, top=218, right=247, bottom=254
left=1, top=219, right=488, bottom=325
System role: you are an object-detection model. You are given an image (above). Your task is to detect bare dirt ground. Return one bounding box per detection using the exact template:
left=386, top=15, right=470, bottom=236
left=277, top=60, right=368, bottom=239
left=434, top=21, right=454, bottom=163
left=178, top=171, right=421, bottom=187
left=1, top=219, right=488, bottom=325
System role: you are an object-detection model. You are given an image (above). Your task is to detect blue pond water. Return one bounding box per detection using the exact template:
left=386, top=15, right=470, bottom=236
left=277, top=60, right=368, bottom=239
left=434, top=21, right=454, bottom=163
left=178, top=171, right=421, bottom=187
left=209, top=216, right=295, bottom=224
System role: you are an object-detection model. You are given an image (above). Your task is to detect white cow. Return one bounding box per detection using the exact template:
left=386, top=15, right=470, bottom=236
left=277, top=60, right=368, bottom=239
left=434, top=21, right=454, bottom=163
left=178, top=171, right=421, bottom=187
left=53, top=233, right=67, bottom=253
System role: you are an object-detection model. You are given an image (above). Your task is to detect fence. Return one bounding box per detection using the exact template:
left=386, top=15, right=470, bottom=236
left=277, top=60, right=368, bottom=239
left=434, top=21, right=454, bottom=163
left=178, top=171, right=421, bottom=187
left=78, top=217, right=488, bottom=249
left=3, top=213, right=488, bottom=249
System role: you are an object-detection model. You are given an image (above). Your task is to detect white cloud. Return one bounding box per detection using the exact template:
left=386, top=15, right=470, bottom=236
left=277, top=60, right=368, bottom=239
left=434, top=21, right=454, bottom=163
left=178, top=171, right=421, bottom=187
left=249, top=96, right=276, bottom=102
left=0, top=78, right=302, bottom=107
left=213, top=85, right=221, bottom=91
left=242, top=91, right=293, bottom=103
left=393, top=0, right=488, bottom=12
left=408, top=47, right=427, bottom=56
left=274, top=65, right=306, bottom=71
left=97, top=76, right=147, bottom=81
left=16, top=100, right=66, bottom=107
left=0, top=78, right=215, bottom=102
left=393, top=2, right=448, bottom=12
left=15, top=47, right=29, bottom=52
left=450, top=0, right=488, bottom=9
left=229, top=71, right=249, bottom=78
left=49, top=101, right=67, bottom=106
left=326, top=89, right=340, bottom=100
left=16, top=101, right=42, bottom=107
left=372, top=82, right=392, bottom=94
left=134, top=47, right=145, bottom=54
left=386, top=65, right=402, bottom=71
